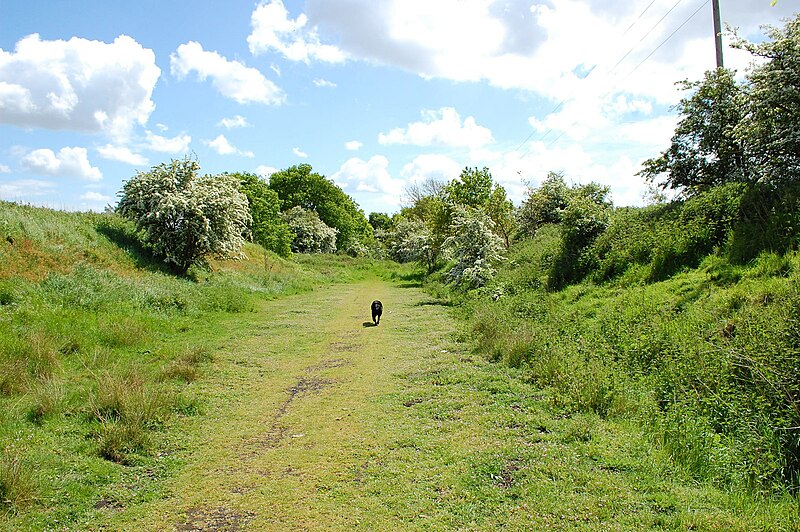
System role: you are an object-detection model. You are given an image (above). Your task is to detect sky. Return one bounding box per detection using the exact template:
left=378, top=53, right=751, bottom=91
left=0, top=0, right=797, bottom=215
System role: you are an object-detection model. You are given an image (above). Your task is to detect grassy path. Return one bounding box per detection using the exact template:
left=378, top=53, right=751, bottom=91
left=100, top=278, right=773, bottom=531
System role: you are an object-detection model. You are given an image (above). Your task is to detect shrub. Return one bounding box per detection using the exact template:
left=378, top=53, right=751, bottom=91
left=548, top=184, right=612, bottom=289
left=117, top=158, right=252, bottom=275
left=444, top=207, right=504, bottom=289
left=282, top=206, right=338, bottom=254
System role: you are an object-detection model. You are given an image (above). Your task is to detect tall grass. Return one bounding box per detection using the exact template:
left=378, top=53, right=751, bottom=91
left=0, top=448, right=36, bottom=513
left=462, top=186, right=800, bottom=494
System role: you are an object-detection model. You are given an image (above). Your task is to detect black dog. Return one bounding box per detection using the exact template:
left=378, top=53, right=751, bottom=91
left=371, top=300, right=383, bottom=325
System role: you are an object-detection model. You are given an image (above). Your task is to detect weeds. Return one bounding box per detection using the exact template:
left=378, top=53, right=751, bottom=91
left=27, top=378, right=64, bottom=424
left=160, top=345, right=213, bottom=383
left=91, top=370, right=174, bottom=463
left=0, top=448, right=36, bottom=513
left=466, top=232, right=800, bottom=493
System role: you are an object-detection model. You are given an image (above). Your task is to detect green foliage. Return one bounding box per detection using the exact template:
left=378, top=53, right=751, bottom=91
left=446, top=167, right=517, bottom=247
left=389, top=217, right=442, bottom=273
left=444, top=207, right=505, bottom=289
left=281, top=206, right=338, bottom=254
left=591, top=183, right=748, bottom=283
left=368, top=212, right=393, bottom=231
left=545, top=181, right=612, bottom=289
left=462, top=213, right=800, bottom=493
left=732, top=15, right=800, bottom=184
left=639, top=68, right=747, bottom=193
left=390, top=169, right=514, bottom=277
left=642, top=15, right=800, bottom=193
left=235, top=172, right=293, bottom=257
left=444, top=166, right=494, bottom=208
left=730, top=181, right=800, bottom=262
left=117, top=158, right=252, bottom=275
left=517, top=171, right=570, bottom=237
left=269, top=164, right=372, bottom=250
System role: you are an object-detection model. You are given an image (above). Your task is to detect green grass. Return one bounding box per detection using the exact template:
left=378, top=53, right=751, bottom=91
left=0, top=201, right=408, bottom=528
left=2, top=200, right=798, bottom=529
left=466, top=231, right=800, bottom=501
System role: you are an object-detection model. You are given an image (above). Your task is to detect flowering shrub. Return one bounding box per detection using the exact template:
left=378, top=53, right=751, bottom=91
left=281, top=206, right=338, bottom=254
left=117, top=158, right=251, bottom=274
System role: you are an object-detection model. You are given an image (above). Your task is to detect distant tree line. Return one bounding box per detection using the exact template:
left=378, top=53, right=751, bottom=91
left=116, top=160, right=374, bottom=274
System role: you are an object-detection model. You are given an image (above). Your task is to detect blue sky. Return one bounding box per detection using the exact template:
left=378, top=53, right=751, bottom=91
left=0, top=1, right=796, bottom=215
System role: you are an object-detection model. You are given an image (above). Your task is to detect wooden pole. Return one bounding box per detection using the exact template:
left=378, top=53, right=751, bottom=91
left=712, top=0, right=724, bottom=68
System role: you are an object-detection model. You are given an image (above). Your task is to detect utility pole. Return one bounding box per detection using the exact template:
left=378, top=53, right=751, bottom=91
left=712, top=0, right=724, bottom=68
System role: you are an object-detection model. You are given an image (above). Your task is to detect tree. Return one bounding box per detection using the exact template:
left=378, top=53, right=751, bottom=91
left=639, top=68, right=747, bottom=194
left=484, top=182, right=517, bottom=248
left=281, top=206, right=338, bottom=254
left=445, top=167, right=516, bottom=247
left=732, top=15, right=800, bottom=184
left=401, top=177, right=447, bottom=210
left=444, top=167, right=494, bottom=208
left=444, top=207, right=505, bottom=289
left=368, top=212, right=393, bottom=231
left=517, top=171, right=570, bottom=236
left=117, top=158, right=251, bottom=275
left=548, top=182, right=612, bottom=289
left=397, top=179, right=451, bottom=271
left=389, top=217, right=442, bottom=272
left=269, top=164, right=372, bottom=250
left=234, top=172, right=293, bottom=257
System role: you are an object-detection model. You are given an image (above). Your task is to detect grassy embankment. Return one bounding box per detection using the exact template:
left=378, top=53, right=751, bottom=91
left=457, top=183, right=800, bottom=525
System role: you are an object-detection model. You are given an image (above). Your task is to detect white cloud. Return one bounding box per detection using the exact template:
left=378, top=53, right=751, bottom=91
left=97, top=144, right=148, bottom=165
left=292, top=147, right=308, bottom=158
left=144, top=131, right=191, bottom=153
left=256, top=165, right=277, bottom=177
left=345, top=140, right=363, bottom=151
left=401, top=154, right=462, bottom=185
left=331, top=155, right=405, bottom=205
left=248, top=0, right=346, bottom=63
left=0, top=164, right=10, bottom=173
left=170, top=41, right=285, bottom=105
left=205, top=134, right=254, bottom=158
left=218, top=115, right=250, bottom=129
left=0, top=33, right=160, bottom=139
left=21, top=146, right=102, bottom=181
left=81, top=190, right=113, bottom=202
left=0, top=178, right=55, bottom=199
left=313, top=78, right=337, bottom=88
left=379, top=107, right=494, bottom=148
left=302, top=0, right=796, bottom=153
left=155, top=123, right=169, bottom=132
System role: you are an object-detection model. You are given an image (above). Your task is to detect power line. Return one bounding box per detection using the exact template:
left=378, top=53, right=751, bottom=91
left=626, top=0, right=710, bottom=78
left=519, top=0, right=710, bottom=155
left=608, top=0, right=686, bottom=76
left=623, top=0, right=658, bottom=35
left=516, top=0, right=690, bottom=158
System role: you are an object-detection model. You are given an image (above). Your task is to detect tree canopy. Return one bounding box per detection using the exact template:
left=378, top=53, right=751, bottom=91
left=269, top=164, right=372, bottom=252
left=234, top=172, right=293, bottom=258
left=117, top=158, right=251, bottom=275
left=641, top=14, right=800, bottom=193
